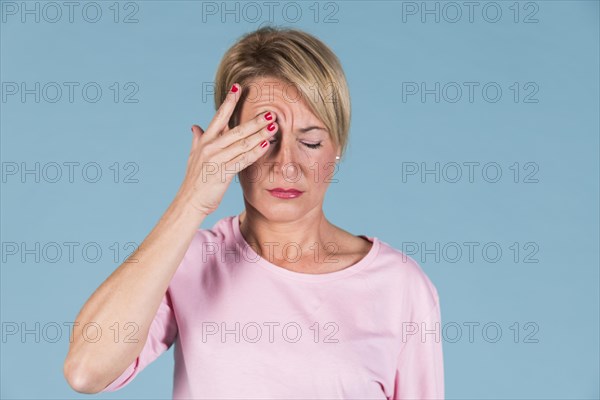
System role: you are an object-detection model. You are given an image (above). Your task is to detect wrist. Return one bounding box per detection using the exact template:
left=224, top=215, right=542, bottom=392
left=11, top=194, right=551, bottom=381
left=171, top=191, right=209, bottom=221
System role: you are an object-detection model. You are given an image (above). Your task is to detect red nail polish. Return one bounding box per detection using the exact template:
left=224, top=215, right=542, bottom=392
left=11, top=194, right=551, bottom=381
left=231, top=84, right=238, bottom=93
left=267, top=123, right=275, bottom=131
left=264, top=112, right=272, bottom=121
left=260, top=140, right=268, bottom=148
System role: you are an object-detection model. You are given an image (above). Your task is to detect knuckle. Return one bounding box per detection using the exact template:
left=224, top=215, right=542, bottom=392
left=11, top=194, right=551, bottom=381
left=255, top=113, right=267, bottom=124
left=215, top=107, right=226, bottom=121
left=258, top=115, right=271, bottom=129
left=240, top=137, right=250, bottom=150
left=198, top=145, right=214, bottom=160
left=198, top=143, right=210, bottom=155
left=216, top=107, right=231, bottom=123
left=263, top=128, right=273, bottom=139
left=230, top=127, right=242, bottom=137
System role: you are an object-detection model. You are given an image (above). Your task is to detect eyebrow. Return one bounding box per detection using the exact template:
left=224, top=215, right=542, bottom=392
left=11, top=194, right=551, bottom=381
left=298, top=126, right=327, bottom=134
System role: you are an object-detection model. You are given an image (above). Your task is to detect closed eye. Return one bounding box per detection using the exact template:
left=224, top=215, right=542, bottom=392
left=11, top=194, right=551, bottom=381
left=268, top=138, right=322, bottom=149
left=303, top=142, right=322, bottom=149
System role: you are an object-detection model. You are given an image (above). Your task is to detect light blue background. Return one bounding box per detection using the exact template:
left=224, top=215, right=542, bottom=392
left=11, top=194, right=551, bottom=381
left=1, top=1, right=598, bottom=399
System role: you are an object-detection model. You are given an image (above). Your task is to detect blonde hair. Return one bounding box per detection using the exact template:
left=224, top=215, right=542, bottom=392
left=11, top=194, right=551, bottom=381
left=214, top=26, right=351, bottom=160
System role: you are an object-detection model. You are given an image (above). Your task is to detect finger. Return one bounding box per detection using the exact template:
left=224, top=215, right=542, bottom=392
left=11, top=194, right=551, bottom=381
left=203, top=83, right=242, bottom=140
left=223, top=135, right=272, bottom=176
left=214, top=110, right=276, bottom=150
left=191, top=125, right=204, bottom=149
left=220, top=120, right=277, bottom=163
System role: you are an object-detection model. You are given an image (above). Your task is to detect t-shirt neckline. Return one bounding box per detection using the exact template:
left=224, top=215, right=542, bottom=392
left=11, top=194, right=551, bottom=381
left=231, top=213, right=380, bottom=283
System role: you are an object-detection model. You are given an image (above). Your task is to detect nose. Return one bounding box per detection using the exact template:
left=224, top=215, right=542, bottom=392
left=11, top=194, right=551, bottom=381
left=269, top=134, right=301, bottom=182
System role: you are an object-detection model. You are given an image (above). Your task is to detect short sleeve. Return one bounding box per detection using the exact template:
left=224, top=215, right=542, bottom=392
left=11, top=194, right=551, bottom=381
left=100, top=289, right=178, bottom=392
left=393, top=300, right=445, bottom=400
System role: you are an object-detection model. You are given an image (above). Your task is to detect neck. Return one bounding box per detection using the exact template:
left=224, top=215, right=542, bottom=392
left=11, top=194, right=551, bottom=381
left=238, top=206, right=335, bottom=265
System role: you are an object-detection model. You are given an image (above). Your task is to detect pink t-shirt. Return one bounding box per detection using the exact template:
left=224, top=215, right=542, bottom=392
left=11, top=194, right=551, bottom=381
left=100, top=214, right=444, bottom=399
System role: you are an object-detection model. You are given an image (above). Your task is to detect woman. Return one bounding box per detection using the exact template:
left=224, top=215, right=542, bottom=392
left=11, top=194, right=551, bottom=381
left=63, top=26, right=444, bottom=399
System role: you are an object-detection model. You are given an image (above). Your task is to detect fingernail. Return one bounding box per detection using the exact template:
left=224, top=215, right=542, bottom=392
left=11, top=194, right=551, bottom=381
left=260, top=140, right=268, bottom=148
left=264, top=112, right=273, bottom=121
left=267, top=123, right=276, bottom=131
left=231, top=84, right=238, bottom=93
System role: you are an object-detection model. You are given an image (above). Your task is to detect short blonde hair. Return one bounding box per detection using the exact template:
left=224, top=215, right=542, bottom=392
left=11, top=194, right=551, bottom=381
left=214, top=26, right=351, bottom=160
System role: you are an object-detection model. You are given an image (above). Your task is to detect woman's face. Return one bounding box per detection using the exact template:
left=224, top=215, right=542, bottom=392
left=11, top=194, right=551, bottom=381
left=237, top=76, right=339, bottom=222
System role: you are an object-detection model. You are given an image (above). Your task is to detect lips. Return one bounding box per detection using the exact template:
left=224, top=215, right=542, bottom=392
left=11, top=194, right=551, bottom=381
left=267, top=188, right=304, bottom=199
left=268, top=188, right=303, bottom=194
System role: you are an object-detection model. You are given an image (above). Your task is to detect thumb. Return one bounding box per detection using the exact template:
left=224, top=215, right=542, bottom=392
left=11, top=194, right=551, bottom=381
left=190, top=125, right=204, bottom=148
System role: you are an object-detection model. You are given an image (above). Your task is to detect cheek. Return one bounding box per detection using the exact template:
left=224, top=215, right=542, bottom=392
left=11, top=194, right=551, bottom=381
left=309, top=157, right=337, bottom=185
left=239, top=164, right=262, bottom=185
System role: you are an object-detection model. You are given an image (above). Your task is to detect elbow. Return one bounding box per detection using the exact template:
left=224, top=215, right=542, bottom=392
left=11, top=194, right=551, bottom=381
left=63, top=358, right=104, bottom=394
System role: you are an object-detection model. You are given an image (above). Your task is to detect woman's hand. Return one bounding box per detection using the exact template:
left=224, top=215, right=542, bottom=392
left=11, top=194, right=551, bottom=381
left=176, top=83, right=278, bottom=216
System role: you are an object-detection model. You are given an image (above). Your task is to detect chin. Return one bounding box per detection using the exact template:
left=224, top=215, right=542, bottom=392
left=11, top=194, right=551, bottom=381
left=250, top=197, right=306, bottom=222
left=263, top=204, right=305, bottom=220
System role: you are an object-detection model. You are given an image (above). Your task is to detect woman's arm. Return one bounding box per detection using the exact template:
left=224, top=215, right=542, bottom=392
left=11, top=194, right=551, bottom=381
left=63, top=83, right=276, bottom=393
left=62, top=192, right=206, bottom=394
left=393, top=300, right=445, bottom=400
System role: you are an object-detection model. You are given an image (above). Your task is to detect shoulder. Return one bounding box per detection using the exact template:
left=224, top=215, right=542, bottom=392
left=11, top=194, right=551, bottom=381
left=372, top=238, right=440, bottom=312
left=185, top=215, right=235, bottom=256
left=169, top=215, right=236, bottom=283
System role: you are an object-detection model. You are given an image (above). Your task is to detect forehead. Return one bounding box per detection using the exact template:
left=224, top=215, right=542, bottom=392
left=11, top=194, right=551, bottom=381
left=240, top=77, right=317, bottom=121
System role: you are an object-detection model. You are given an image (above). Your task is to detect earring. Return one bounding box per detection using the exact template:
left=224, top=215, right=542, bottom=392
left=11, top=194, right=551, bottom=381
left=335, top=155, right=340, bottom=160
